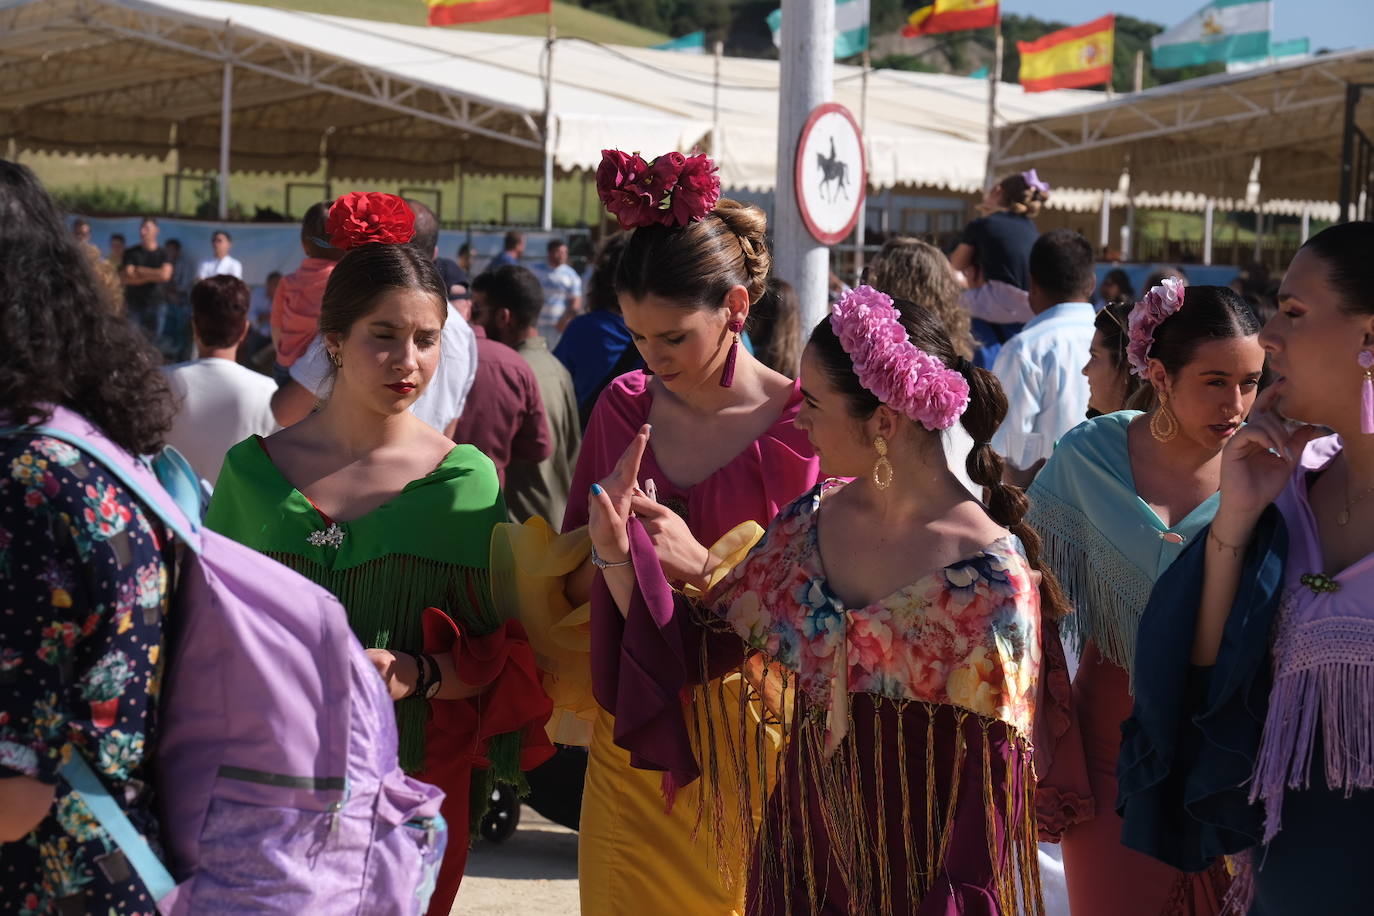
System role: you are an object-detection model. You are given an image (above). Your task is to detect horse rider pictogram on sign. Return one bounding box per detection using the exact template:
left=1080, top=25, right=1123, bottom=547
left=795, top=102, right=866, bottom=246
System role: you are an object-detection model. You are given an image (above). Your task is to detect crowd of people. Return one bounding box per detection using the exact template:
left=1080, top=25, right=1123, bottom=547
left=2, top=146, right=1372, bottom=916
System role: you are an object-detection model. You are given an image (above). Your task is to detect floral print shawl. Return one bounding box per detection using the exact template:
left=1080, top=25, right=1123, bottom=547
left=713, top=480, right=1042, bottom=747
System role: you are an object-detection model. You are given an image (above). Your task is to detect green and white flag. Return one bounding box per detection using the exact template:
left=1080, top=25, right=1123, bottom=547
left=654, top=30, right=706, bottom=54
left=1151, top=0, right=1271, bottom=69
left=768, top=0, right=870, bottom=60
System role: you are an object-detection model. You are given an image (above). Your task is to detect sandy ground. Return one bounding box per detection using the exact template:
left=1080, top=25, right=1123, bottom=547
left=451, top=811, right=581, bottom=915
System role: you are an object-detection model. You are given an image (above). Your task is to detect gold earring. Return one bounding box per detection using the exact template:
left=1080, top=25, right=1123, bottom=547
left=1150, top=391, right=1178, bottom=443
left=327, top=349, right=342, bottom=368
left=872, top=435, right=894, bottom=490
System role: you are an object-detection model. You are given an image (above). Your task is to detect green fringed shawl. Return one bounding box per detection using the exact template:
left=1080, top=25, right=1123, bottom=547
left=205, top=436, right=522, bottom=789
left=1025, top=412, right=1219, bottom=676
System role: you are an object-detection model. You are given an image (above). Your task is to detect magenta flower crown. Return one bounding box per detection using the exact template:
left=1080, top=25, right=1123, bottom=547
left=1126, top=278, right=1186, bottom=378
left=830, top=286, right=970, bottom=431
left=596, top=148, right=721, bottom=230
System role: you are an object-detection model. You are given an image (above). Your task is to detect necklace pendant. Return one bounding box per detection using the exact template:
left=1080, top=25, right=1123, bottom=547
left=1338, top=508, right=1351, bottom=526
left=307, top=523, right=346, bottom=549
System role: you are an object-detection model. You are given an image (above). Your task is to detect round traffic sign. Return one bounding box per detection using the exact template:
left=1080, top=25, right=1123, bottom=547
left=794, top=102, right=866, bottom=246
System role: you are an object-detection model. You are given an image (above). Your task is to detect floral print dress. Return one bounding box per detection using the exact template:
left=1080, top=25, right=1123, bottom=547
left=592, top=479, right=1070, bottom=915
left=0, top=434, right=171, bottom=916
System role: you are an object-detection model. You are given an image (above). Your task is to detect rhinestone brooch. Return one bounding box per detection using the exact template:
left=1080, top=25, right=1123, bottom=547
left=307, top=523, right=346, bottom=549
left=1299, top=572, right=1340, bottom=595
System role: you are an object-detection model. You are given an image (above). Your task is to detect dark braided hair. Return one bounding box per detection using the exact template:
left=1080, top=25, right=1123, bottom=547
left=0, top=159, right=174, bottom=454
left=809, top=299, right=1070, bottom=622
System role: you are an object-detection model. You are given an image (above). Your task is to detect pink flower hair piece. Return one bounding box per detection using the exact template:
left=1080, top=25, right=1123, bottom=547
left=1126, top=277, right=1186, bottom=379
left=829, top=286, right=970, bottom=431
left=596, top=148, right=721, bottom=230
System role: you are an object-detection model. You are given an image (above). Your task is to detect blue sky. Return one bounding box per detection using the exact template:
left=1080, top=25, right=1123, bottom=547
left=1000, top=1, right=1373, bottom=55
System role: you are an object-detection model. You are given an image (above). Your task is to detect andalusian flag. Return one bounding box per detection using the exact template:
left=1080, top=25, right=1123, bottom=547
left=903, top=0, right=999, bottom=38
left=1151, top=0, right=1271, bottom=70
left=1017, top=14, right=1115, bottom=93
left=426, top=0, right=550, bottom=26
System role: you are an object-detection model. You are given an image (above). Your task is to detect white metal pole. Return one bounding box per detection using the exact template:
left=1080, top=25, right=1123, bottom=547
left=775, top=0, right=834, bottom=335
left=219, top=58, right=232, bottom=221
left=1301, top=205, right=1311, bottom=242
left=984, top=21, right=1003, bottom=190
left=1203, top=198, right=1215, bottom=265
left=854, top=47, right=870, bottom=283
left=541, top=25, right=556, bottom=232
left=1098, top=190, right=1111, bottom=252
left=1134, top=49, right=1144, bottom=93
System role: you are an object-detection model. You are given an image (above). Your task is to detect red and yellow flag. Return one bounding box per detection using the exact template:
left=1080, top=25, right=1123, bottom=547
left=425, top=0, right=550, bottom=26
left=902, top=0, right=999, bottom=38
left=1017, top=14, right=1115, bottom=92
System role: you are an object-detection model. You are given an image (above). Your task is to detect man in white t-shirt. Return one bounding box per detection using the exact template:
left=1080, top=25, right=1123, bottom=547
left=529, top=238, right=582, bottom=347
left=271, top=199, right=480, bottom=434
left=197, top=230, right=244, bottom=280
left=162, top=275, right=279, bottom=486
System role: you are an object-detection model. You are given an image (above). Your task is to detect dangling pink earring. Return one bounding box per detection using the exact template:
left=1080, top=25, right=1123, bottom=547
left=719, top=318, right=745, bottom=388
left=1359, top=350, right=1374, bottom=434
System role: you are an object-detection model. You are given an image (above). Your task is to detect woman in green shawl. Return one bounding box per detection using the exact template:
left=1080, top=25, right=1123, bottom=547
left=1028, top=283, right=1263, bottom=916
left=206, top=193, right=553, bottom=916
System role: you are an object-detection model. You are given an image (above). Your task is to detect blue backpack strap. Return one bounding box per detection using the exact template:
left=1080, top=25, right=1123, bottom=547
left=60, top=753, right=177, bottom=902
left=1, top=411, right=201, bottom=552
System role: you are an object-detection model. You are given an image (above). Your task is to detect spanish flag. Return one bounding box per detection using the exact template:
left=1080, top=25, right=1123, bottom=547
left=902, top=0, right=999, bottom=38
left=426, top=0, right=550, bottom=26
left=1017, top=14, right=1115, bottom=92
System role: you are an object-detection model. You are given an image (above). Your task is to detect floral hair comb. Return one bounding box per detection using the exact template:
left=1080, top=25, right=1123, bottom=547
left=830, top=286, right=970, bottom=431
left=596, top=149, right=721, bottom=230
left=1126, top=277, right=1186, bottom=378
left=326, top=192, right=416, bottom=250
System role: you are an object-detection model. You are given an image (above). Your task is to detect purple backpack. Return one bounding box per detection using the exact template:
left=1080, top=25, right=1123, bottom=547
left=28, top=409, right=446, bottom=915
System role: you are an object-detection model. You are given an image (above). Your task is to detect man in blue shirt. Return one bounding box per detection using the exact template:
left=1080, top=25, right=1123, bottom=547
left=489, top=230, right=524, bottom=269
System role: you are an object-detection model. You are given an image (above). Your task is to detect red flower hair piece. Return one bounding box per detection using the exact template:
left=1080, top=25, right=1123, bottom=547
left=326, top=192, right=415, bottom=250
left=596, top=149, right=721, bottom=230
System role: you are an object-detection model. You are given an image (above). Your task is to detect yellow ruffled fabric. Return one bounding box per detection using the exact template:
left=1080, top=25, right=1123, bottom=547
left=683, top=520, right=767, bottom=599
left=489, top=517, right=596, bottom=746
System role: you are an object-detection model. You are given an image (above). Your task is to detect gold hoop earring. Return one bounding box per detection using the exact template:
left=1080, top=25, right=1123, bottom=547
left=327, top=349, right=342, bottom=368
left=872, top=435, right=894, bottom=490
left=1150, top=392, right=1178, bottom=443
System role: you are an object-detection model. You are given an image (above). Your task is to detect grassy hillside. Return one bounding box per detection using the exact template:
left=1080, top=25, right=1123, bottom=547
left=218, top=0, right=668, bottom=45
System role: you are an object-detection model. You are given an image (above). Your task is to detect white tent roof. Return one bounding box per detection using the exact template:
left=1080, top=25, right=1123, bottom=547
left=991, top=48, right=1374, bottom=218
left=1, top=0, right=1094, bottom=194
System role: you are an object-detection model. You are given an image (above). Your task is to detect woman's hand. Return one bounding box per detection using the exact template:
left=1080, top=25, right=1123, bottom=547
left=587, top=424, right=650, bottom=564
left=629, top=495, right=715, bottom=589
left=1215, top=387, right=1323, bottom=535
left=366, top=648, right=419, bottom=702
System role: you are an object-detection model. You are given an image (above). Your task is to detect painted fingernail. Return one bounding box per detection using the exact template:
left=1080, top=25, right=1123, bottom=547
left=591, top=483, right=603, bottom=495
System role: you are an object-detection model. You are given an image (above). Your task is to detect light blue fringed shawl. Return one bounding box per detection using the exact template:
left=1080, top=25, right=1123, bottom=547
left=1026, top=411, right=1220, bottom=676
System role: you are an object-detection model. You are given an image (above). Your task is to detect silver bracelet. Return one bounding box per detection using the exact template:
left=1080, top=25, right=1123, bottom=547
left=590, top=543, right=631, bottom=569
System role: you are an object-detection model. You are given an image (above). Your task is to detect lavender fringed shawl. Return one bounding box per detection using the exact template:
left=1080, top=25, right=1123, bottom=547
left=1252, top=434, right=1374, bottom=841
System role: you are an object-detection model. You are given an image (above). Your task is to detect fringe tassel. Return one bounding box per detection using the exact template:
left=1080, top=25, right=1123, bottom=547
left=688, top=631, right=1044, bottom=915
left=1030, top=488, right=1154, bottom=672
left=1251, top=640, right=1374, bottom=844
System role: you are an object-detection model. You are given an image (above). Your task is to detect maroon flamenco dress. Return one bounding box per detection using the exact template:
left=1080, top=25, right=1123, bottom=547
left=592, top=481, right=1079, bottom=916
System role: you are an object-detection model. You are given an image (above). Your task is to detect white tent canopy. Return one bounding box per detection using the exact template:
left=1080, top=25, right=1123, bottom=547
left=1, top=0, right=1095, bottom=197
left=990, top=48, right=1374, bottom=219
